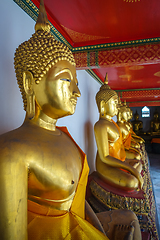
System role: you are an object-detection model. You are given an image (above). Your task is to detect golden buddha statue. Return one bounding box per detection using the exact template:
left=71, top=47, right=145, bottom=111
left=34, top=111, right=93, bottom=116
left=126, top=106, right=145, bottom=144
left=94, top=74, right=143, bottom=191
left=0, top=1, right=109, bottom=239
left=117, top=99, right=142, bottom=160
left=150, top=109, right=160, bottom=134
left=131, top=110, right=143, bottom=135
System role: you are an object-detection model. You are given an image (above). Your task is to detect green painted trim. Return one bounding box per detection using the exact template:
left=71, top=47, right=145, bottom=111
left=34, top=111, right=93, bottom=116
left=87, top=52, right=90, bottom=67
left=95, top=51, right=99, bottom=67
left=85, top=69, right=103, bottom=85
left=127, top=100, right=160, bottom=103
left=13, top=0, right=72, bottom=50
left=72, top=38, right=160, bottom=53
left=116, top=88, right=160, bottom=92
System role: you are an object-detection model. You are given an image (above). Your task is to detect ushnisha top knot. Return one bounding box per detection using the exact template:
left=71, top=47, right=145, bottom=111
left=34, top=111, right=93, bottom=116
left=35, top=0, right=51, bottom=32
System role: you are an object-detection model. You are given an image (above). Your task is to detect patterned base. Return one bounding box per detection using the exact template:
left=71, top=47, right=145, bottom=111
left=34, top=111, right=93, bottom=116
left=86, top=150, right=159, bottom=240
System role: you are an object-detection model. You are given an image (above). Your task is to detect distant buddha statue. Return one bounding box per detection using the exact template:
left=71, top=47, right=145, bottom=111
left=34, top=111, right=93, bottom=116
left=0, top=1, right=109, bottom=239
left=117, top=99, right=142, bottom=160
left=131, top=110, right=143, bottom=135
left=125, top=105, right=145, bottom=144
left=94, top=74, right=143, bottom=191
left=150, top=109, right=160, bottom=134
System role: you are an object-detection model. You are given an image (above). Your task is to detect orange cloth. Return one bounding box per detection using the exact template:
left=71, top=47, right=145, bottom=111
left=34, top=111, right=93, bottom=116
left=109, top=120, right=126, bottom=161
left=28, top=126, right=108, bottom=240
left=123, top=132, right=132, bottom=150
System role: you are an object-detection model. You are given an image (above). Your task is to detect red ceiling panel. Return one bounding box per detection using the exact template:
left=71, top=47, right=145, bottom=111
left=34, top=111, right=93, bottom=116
left=15, top=0, right=160, bottom=106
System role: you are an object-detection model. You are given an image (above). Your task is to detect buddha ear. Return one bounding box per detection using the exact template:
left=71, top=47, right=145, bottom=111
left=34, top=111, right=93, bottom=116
left=100, top=100, right=105, bottom=115
left=23, top=71, right=34, bottom=96
left=23, top=71, right=35, bottom=120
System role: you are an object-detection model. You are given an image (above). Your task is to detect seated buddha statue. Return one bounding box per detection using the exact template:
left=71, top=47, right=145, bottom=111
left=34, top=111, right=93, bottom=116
left=150, top=109, right=160, bottom=135
left=116, top=99, right=142, bottom=160
left=0, top=2, right=109, bottom=240
left=125, top=106, right=145, bottom=145
left=94, top=74, right=143, bottom=191
left=131, top=111, right=143, bottom=135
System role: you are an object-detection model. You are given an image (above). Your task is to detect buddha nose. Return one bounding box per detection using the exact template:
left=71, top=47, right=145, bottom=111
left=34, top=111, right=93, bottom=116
left=73, top=83, right=81, bottom=97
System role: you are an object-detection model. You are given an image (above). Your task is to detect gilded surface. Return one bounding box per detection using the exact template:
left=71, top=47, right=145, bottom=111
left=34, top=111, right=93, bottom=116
left=94, top=74, right=143, bottom=191
left=0, top=1, right=108, bottom=239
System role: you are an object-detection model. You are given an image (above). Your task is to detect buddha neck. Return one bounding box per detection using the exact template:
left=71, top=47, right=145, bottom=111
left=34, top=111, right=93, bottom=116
left=25, top=108, right=58, bottom=132
left=100, top=113, right=112, bottom=122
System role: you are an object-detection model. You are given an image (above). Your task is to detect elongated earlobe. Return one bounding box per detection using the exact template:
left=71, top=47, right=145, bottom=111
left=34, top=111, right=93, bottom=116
left=23, top=71, right=35, bottom=119
left=100, top=101, right=105, bottom=116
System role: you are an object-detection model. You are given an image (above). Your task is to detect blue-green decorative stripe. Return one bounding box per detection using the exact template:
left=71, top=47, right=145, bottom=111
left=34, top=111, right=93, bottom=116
left=13, top=0, right=72, bottom=50
left=87, top=52, right=90, bottom=67
left=85, top=69, right=103, bottom=85
left=128, top=100, right=160, bottom=103
left=73, top=38, right=160, bottom=52
left=116, top=88, right=160, bottom=92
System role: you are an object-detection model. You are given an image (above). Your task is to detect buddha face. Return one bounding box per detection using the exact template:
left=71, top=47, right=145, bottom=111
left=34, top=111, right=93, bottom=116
left=103, top=95, right=118, bottom=117
left=33, top=60, right=81, bottom=119
left=121, top=108, right=129, bottom=121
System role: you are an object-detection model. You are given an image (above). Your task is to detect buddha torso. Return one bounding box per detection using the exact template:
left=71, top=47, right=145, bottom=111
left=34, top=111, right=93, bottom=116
left=117, top=121, right=129, bottom=140
left=104, top=119, right=120, bottom=144
left=0, top=122, right=82, bottom=211
left=151, top=120, right=160, bottom=132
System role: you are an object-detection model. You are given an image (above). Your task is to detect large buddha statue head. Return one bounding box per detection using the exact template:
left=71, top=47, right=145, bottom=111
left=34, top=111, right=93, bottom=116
left=14, top=0, right=80, bottom=121
left=96, top=73, right=118, bottom=118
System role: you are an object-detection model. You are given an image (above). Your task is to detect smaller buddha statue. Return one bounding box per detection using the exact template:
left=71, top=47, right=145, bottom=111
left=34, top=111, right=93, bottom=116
left=94, top=74, right=143, bottom=191
left=131, top=111, right=143, bottom=135
left=117, top=99, right=141, bottom=160
left=126, top=105, right=145, bottom=145
left=150, top=109, right=160, bottom=135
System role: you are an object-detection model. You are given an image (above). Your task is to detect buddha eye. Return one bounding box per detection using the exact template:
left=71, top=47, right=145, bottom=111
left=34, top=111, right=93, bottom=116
left=60, top=78, right=71, bottom=82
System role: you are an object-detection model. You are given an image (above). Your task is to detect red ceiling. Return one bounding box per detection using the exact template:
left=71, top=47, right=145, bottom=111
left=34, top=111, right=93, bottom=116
left=93, top=64, right=160, bottom=90
left=32, top=0, right=160, bottom=47
left=17, top=0, right=160, bottom=106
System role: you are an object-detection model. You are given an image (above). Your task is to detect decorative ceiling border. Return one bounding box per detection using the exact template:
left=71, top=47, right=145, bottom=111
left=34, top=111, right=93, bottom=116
left=121, top=89, right=160, bottom=99
left=73, top=38, right=160, bottom=52
left=13, top=0, right=160, bottom=54
left=129, top=101, right=160, bottom=107
left=13, top=0, right=72, bottom=50
left=74, top=43, right=160, bottom=69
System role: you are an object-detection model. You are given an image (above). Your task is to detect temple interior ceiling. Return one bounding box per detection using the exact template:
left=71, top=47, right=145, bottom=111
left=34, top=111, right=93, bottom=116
left=14, top=0, right=160, bottom=107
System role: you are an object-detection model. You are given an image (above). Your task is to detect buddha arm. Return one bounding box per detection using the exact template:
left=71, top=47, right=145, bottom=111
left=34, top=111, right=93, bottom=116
left=0, top=150, right=28, bottom=240
left=94, top=121, right=143, bottom=189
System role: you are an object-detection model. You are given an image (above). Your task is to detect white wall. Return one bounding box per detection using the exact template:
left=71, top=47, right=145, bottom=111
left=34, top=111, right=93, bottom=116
left=0, top=0, right=101, bottom=172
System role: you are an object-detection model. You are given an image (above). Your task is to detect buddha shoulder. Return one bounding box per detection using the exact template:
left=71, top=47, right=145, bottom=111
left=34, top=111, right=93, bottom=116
left=94, top=118, right=113, bottom=131
left=0, top=125, right=82, bottom=175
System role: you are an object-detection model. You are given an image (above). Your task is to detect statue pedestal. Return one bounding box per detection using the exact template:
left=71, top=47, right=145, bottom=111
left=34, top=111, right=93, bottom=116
left=86, top=152, right=159, bottom=240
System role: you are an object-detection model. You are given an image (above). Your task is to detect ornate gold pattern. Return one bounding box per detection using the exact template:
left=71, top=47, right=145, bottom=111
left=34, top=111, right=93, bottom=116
left=124, top=0, right=140, bottom=2
left=122, top=90, right=160, bottom=100
left=73, top=43, right=160, bottom=69
left=61, top=25, right=110, bottom=43
left=129, top=65, right=144, bottom=70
